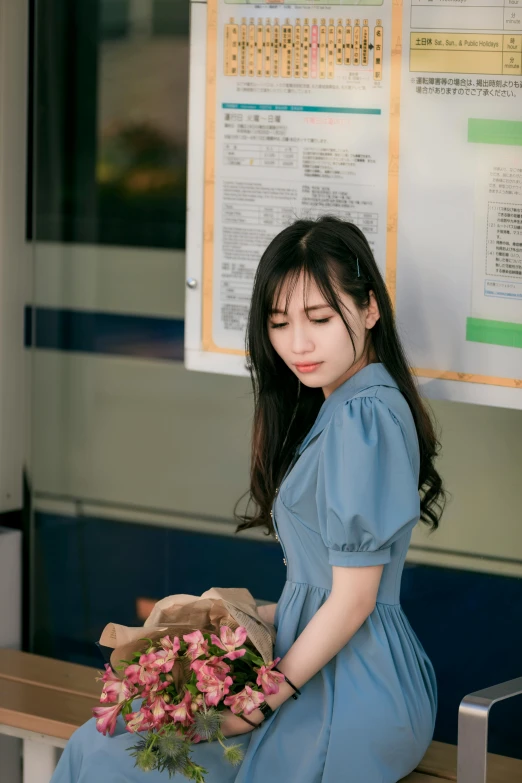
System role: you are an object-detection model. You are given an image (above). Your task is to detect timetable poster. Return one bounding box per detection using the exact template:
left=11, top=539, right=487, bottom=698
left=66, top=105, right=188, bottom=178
left=202, top=0, right=393, bottom=354
left=195, top=0, right=522, bottom=406
left=397, top=0, right=522, bottom=398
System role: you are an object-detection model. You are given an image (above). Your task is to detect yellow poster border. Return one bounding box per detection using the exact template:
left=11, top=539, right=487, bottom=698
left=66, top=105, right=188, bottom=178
left=202, top=1, right=242, bottom=355
left=201, top=0, right=522, bottom=388
left=385, top=0, right=401, bottom=306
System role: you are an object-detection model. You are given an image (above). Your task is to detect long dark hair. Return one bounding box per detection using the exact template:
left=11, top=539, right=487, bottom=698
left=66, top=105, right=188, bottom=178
left=234, top=216, right=446, bottom=536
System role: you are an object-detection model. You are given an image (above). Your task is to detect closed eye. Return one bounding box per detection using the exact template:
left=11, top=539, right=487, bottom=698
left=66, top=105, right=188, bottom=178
left=269, top=317, right=331, bottom=329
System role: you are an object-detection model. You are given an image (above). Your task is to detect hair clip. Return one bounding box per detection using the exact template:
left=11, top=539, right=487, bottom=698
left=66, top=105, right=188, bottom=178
left=356, top=257, right=361, bottom=278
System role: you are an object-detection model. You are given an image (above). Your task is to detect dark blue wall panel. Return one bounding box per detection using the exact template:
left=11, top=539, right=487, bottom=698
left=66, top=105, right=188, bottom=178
left=33, top=512, right=522, bottom=759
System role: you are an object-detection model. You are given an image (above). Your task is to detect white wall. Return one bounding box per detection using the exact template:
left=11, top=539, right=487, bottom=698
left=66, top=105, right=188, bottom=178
left=0, top=0, right=29, bottom=512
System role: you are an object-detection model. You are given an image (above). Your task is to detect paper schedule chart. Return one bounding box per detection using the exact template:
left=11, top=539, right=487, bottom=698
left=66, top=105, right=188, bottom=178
left=410, top=0, right=522, bottom=33
left=224, top=17, right=384, bottom=81
left=196, top=0, right=393, bottom=368
left=411, top=34, right=522, bottom=75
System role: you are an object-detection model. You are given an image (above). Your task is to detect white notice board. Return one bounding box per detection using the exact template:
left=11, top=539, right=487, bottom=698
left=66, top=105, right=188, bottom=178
left=185, top=0, right=522, bottom=409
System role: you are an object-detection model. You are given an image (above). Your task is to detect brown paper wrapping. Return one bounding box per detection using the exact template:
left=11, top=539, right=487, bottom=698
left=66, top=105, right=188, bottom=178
left=98, top=587, right=276, bottom=674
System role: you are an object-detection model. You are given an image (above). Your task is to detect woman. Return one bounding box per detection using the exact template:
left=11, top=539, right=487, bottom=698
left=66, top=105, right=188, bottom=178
left=51, top=216, right=444, bottom=782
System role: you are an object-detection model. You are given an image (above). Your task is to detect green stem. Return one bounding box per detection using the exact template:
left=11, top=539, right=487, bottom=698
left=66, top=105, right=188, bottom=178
left=215, top=731, right=227, bottom=751
left=146, top=732, right=160, bottom=751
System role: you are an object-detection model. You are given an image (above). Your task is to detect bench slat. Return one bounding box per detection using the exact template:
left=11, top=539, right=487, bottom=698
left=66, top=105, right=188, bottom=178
left=417, top=739, right=522, bottom=782
left=0, top=649, right=101, bottom=699
left=0, top=679, right=95, bottom=741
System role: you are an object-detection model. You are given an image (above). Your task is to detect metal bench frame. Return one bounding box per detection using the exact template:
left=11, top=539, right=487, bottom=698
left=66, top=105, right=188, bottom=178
left=458, top=676, right=522, bottom=782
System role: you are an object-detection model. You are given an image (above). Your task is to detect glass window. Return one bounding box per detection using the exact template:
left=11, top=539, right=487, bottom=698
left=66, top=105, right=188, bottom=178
left=152, top=1, right=190, bottom=36
left=31, top=0, right=189, bottom=248
left=100, top=0, right=129, bottom=39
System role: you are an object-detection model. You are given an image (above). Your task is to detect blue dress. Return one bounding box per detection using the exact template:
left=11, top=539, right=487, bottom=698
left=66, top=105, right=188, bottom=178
left=51, top=362, right=437, bottom=783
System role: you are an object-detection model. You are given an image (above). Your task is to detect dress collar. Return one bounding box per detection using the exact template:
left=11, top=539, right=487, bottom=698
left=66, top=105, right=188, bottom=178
left=297, top=362, right=399, bottom=455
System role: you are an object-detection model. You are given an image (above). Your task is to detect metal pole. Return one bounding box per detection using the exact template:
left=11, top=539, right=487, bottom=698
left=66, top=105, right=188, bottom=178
left=457, top=676, right=522, bottom=782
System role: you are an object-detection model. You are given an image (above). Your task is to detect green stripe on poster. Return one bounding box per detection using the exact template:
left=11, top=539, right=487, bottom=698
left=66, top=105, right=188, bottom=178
left=468, top=119, right=522, bottom=146
left=222, top=103, right=381, bottom=114
left=466, top=317, right=522, bottom=348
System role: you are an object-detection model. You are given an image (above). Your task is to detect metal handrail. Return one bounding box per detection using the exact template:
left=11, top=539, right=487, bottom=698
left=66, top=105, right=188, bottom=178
left=457, top=676, right=522, bottom=782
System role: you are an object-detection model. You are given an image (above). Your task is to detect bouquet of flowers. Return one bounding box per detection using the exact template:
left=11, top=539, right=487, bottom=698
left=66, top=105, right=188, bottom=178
left=92, top=588, right=281, bottom=781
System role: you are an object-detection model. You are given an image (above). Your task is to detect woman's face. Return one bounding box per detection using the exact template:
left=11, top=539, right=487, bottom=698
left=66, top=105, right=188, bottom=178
left=267, top=271, right=380, bottom=398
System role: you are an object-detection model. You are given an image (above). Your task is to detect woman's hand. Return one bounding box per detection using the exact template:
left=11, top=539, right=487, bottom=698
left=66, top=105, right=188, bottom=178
left=219, top=708, right=260, bottom=738
left=256, top=603, right=277, bottom=625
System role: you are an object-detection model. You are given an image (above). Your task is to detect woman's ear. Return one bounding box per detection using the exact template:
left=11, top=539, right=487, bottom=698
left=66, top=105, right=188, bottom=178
left=366, top=290, right=380, bottom=329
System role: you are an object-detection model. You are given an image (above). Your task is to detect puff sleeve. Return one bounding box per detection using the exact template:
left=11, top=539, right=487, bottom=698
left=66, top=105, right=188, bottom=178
left=316, top=395, right=420, bottom=567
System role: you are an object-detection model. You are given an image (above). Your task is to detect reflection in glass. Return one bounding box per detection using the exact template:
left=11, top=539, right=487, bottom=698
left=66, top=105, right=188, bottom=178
left=32, top=0, right=189, bottom=248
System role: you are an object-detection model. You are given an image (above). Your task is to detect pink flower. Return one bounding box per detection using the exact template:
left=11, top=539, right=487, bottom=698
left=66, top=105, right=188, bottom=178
left=100, top=679, right=123, bottom=703
left=125, top=707, right=155, bottom=733
left=255, top=658, right=285, bottom=695
left=98, top=666, right=139, bottom=704
left=196, top=664, right=233, bottom=707
left=121, top=680, right=140, bottom=700
left=183, top=630, right=210, bottom=661
left=124, top=662, right=159, bottom=689
left=146, top=678, right=169, bottom=696
left=96, top=664, right=120, bottom=684
left=160, top=635, right=181, bottom=653
left=124, top=664, right=141, bottom=684
left=170, top=690, right=194, bottom=727
left=150, top=651, right=177, bottom=674
left=224, top=685, right=265, bottom=716
left=190, top=655, right=231, bottom=679
left=145, top=635, right=181, bottom=673
left=220, top=648, right=246, bottom=661
left=211, top=626, right=247, bottom=659
left=151, top=653, right=175, bottom=674
left=97, top=665, right=124, bottom=703
left=147, top=693, right=173, bottom=728
left=139, top=652, right=159, bottom=668
left=92, top=703, right=122, bottom=736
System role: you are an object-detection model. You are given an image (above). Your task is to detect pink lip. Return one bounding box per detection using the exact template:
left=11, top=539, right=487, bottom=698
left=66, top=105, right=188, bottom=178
left=294, top=362, right=322, bottom=373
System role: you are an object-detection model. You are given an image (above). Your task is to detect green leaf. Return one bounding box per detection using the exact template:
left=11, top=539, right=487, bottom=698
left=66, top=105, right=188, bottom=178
left=136, top=637, right=155, bottom=650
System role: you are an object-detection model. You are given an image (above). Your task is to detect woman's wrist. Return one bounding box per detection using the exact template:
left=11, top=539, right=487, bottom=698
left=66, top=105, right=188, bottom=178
left=248, top=680, right=295, bottom=725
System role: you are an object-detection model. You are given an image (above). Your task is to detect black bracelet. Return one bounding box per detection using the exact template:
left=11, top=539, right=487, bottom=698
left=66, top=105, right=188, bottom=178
left=258, top=700, right=275, bottom=719
left=273, top=667, right=301, bottom=700
left=237, top=713, right=259, bottom=729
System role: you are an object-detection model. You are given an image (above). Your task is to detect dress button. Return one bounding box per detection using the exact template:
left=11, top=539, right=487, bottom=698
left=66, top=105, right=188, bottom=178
left=283, top=558, right=287, bottom=566
left=270, top=510, right=274, bottom=519
left=275, top=534, right=279, bottom=542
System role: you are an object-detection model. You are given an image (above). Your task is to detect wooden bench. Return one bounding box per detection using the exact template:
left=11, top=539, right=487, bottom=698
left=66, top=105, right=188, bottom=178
left=1, top=649, right=521, bottom=783
left=0, top=649, right=100, bottom=783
